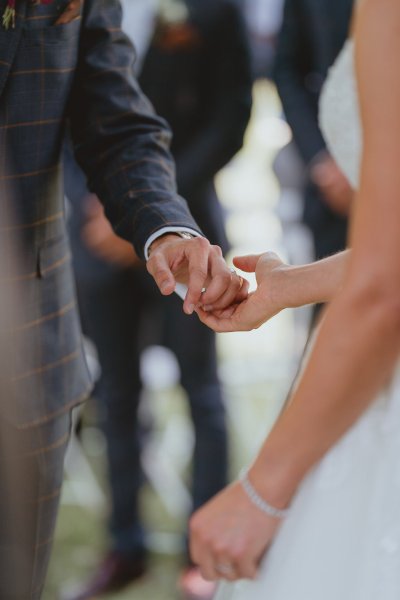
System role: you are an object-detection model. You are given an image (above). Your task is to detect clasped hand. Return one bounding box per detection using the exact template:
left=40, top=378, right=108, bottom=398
left=147, top=237, right=288, bottom=328
left=190, top=480, right=281, bottom=582
left=146, top=234, right=250, bottom=314
left=196, top=251, right=288, bottom=331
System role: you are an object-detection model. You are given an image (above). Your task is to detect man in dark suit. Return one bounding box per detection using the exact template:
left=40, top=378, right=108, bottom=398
left=66, top=1, right=252, bottom=598
left=0, top=1, right=247, bottom=597
left=274, top=0, right=355, bottom=261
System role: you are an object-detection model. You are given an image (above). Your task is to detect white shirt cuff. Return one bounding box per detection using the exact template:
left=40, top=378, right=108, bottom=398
left=144, top=226, right=203, bottom=260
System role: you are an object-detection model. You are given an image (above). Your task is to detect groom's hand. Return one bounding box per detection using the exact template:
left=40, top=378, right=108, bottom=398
left=146, top=234, right=249, bottom=315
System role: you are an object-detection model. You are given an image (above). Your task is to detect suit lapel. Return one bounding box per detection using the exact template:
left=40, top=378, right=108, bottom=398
left=0, top=0, right=27, bottom=98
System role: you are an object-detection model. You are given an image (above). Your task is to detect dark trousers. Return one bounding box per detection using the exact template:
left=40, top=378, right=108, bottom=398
left=0, top=411, right=72, bottom=599
left=303, top=184, right=348, bottom=261
left=77, top=266, right=228, bottom=558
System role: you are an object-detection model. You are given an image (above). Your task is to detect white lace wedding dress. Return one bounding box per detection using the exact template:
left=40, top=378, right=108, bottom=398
left=215, top=40, right=400, bottom=600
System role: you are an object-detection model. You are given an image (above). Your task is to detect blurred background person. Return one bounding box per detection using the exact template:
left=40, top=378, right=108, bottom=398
left=241, top=0, right=285, bottom=80
left=65, top=1, right=252, bottom=599
left=273, top=0, right=355, bottom=269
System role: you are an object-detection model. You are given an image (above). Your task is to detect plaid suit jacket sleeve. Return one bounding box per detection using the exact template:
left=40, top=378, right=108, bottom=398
left=68, top=0, right=201, bottom=258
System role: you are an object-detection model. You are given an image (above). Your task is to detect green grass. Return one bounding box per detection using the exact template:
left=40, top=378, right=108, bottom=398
left=44, top=501, right=186, bottom=600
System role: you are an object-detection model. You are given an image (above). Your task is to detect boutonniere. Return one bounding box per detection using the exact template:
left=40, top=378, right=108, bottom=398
left=3, top=0, right=53, bottom=31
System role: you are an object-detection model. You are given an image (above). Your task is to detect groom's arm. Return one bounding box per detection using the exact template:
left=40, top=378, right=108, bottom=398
left=67, top=0, right=200, bottom=258
left=67, top=0, right=247, bottom=310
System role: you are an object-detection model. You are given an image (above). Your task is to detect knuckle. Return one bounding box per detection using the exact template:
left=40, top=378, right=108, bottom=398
left=154, top=266, right=168, bottom=280
left=196, top=236, right=210, bottom=250
left=191, top=527, right=211, bottom=546
left=214, top=542, right=229, bottom=555
left=148, top=254, right=162, bottom=269
left=211, top=244, right=223, bottom=257
left=215, top=270, right=230, bottom=286
left=230, top=546, right=246, bottom=562
left=192, top=267, right=208, bottom=281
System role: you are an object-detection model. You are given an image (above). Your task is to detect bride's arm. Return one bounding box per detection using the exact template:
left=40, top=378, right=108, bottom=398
left=252, top=0, right=400, bottom=506
left=197, top=249, right=350, bottom=332
left=261, top=249, right=350, bottom=308
left=191, top=0, right=400, bottom=580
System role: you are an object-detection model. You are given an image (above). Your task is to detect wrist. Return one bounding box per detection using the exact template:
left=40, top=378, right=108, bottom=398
left=148, top=233, right=189, bottom=256
left=266, top=264, right=300, bottom=312
left=275, top=262, right=329, bottom=309
left=248, top=451, right=302, bottom=511
left=240, top=468, right=290, bottom=519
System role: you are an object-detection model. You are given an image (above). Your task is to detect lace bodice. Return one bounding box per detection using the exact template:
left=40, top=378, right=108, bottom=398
left=319, top=40, right=362, bottom=189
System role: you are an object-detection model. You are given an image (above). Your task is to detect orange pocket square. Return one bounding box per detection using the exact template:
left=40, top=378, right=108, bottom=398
left=55, top=0, right=82, bottom=25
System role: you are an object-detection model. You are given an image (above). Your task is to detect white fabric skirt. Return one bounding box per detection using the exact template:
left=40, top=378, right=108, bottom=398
left=215, top=368, right=400, bottom=600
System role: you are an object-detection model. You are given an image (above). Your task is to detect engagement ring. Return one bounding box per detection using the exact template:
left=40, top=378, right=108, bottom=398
left=216, top=563, right=235, bottom=576
left=230, top=267, right=244, bottom=289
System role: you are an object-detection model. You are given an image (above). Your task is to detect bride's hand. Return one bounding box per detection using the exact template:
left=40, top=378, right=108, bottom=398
left=189, top=481, right=281, bottom=582
left=196, top=251, right=289, bottom=332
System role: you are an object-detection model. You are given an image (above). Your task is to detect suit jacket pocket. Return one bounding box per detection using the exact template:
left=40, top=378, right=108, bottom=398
left=22, top=18, right=81, bottom=45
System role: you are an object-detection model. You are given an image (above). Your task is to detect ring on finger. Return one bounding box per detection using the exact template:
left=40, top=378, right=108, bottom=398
left=229, top=267, right=244, bottom=289
left=215, top=563, right=235, bottom=577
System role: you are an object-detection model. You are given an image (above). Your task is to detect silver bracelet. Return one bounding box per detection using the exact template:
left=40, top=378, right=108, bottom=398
left=239, top=468, right=289, bottom=519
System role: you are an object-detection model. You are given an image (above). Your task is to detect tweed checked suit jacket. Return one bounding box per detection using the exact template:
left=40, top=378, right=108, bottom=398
left=0, top=0, right=200, bottom=428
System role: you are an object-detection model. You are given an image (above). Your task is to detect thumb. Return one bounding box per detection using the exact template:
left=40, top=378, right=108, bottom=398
left=147, top=252, right=176, bottom=296
left=233, top=254, right=263, bottom=273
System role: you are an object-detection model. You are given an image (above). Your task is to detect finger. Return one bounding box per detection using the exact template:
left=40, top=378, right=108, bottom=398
left=184, top=238, right=211, bottom=314
left=201, top=271, right=238, bottom=310
left=232, top=254, right=263, bottom=273
left=202, top=277, right=247, bottom=313
left=234, top=251, right=284, bottom=274
left=189, top=522, right=220, bottom=582
left=202, top=275, right=249, bottom=314
left=201, top=250, right=246, bottom=308
left=203, top=304, right=238, bottom=320
left=190, top=541, right=218, bottom=582
left=213, top=558, right=239, bottom=582
left=236, top=277, right=250, bottom=302
left=199, top=555, right=221, bottom=582
left=230, top=550, right=258, bottom=581
left=197, top=291, right=262, bottom=333
left=240, top=559, right=258, bottom=581
left=195, top=307, right=236, bottom=333
left=146, top=252, right=176, bottom=296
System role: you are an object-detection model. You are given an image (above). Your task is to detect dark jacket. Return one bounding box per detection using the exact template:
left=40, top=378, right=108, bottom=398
left=139, top=0, right=252, bottom=251
left=273, top=0, right=354, bottom=255
left=0, top=0, right=200, bottom=427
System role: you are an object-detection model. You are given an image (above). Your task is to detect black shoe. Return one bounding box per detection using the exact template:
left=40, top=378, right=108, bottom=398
left=64, top=550, right=147, bottom=599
